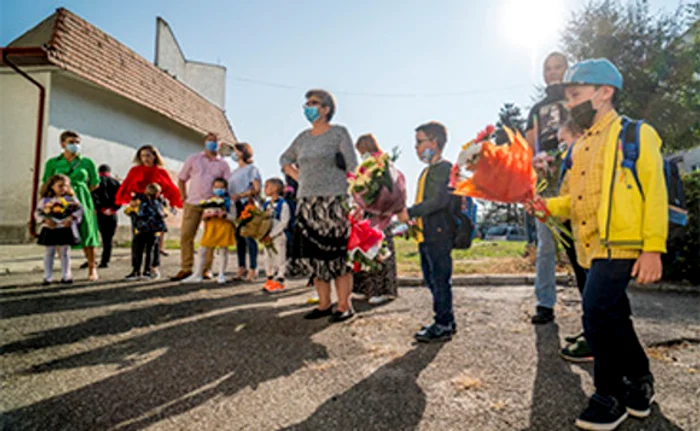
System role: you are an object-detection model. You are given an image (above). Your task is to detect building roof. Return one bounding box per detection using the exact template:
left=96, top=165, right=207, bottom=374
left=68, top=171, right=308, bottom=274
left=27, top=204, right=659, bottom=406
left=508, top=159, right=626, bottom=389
left=2, top=8, right=236, bottom=144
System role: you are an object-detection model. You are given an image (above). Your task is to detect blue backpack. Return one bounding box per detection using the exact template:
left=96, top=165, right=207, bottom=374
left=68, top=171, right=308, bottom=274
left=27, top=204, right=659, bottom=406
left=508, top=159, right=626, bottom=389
left=450, top=195, right=477, bottom=249
left=263, top=198, right=295, bottom=241
left=559, top=117, right=688, bottom=251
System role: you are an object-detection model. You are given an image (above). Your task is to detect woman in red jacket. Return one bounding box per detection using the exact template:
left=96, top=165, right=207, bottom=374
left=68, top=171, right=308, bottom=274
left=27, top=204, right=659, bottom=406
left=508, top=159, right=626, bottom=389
left=116, top=145, right=183, bottom=278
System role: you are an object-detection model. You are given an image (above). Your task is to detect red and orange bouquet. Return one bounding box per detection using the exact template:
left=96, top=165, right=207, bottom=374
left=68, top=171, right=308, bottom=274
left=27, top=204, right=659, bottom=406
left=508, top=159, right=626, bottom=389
left=452, top=125, right=571, bottom=245
left=347, top=213, right=392, bottom=273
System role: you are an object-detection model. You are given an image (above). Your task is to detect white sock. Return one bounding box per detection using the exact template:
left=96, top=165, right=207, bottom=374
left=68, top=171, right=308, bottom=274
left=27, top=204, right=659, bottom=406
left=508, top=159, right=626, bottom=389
left=59, top=246, right=71, bottom=280
left=193, top=247, right=209, bottom=277
left=44, top=246, right=56, bottom=281
left=217, top=248, right=228, bottom=278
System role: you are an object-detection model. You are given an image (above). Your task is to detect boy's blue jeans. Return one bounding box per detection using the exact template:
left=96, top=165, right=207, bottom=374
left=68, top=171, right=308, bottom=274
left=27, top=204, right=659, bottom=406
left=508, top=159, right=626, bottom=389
left=534, top=220, right=557, bottom=309
left=583, top=259, right=651, bottom=398
left=419, top=241, right=454, bottom=327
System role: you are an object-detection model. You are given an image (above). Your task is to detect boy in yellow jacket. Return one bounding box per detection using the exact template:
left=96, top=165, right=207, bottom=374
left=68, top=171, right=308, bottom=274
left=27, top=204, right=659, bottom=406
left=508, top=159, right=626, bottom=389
left=531, top=58, right=667, bottom=431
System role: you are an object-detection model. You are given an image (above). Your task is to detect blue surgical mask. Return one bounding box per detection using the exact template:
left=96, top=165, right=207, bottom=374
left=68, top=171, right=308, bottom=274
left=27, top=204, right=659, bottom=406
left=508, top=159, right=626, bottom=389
left=231, top=152, right=240, bottom=162
left=213, top=188, right=227, bottom=197
left=304, top=105, right=320, bottom=123
left=420, top=148, right=436, bottom=164
left=205, top=140, right=219, bottom=153
left=66, top=143, right=81, bottom=155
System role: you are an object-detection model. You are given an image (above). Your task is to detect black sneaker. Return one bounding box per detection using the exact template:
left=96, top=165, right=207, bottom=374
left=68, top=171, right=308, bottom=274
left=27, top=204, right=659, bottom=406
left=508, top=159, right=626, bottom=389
left=60, top=278, right=73, bottom=284
left=329, top=309, right=354, bottom=323
left=303, top=305, right=335, bottom=320
left=422, top=322, right=457, bottom=334
left=561, top=338, right=594, bottom=363
left=565, top=331, right=585, bottom=344
left=125, top=272, right=141, bottom=281
left=624, top=375, right=655, bottom=418
left=531, top=306, right=555, bottom=324
left=42, top=279, right=52, bottom=286
left=415, top=323, right=453, bottom=343
left=79, top=262, right=89, bottom=269
left=575, top=394, right=628, bottom=430
left=98, top=262, right=109, bottom=269
left=142, top=271, right=152, bottom=279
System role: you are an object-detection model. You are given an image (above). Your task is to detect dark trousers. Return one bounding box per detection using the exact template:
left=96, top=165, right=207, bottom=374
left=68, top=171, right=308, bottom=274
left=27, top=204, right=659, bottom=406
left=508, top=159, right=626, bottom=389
left=97, top=213, right=117, bottom=265
left=583, top=259, right=651, bottom=398
left=419, top=241, right=454, bottom=327
left=562, top=221, right=587, bottom=295
left=132, top=233, right=159, bottom=273
left=235, top=231, right=259, bottom=270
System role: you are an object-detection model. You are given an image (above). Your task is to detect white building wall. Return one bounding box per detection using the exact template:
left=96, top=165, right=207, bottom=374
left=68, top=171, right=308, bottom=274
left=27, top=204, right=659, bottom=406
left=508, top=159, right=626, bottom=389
left=0, top=70, right=52, bottom=243
left=46, top=73, right=206, bottom=239
left=155, top=17, right=226, bottom=109
left=0, top=70, right=210, bottom=243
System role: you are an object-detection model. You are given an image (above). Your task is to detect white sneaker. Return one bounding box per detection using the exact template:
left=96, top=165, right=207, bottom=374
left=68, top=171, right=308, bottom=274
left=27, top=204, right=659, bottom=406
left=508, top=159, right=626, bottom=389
left=368, top=295, right=391, bottom=305
left=217, top=274, right=227, bottom=285
left=181, top=274, right=203, bottom=284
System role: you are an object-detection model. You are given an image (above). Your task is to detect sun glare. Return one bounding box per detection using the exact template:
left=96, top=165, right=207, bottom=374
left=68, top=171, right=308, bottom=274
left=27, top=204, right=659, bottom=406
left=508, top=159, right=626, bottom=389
left=501, top=0, right=566, bottom=49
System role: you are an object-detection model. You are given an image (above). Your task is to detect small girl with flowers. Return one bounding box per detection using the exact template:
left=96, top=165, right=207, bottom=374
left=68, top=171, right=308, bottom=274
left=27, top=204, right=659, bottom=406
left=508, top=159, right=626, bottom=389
left=35, top=174, right=84, bottom=285
left=182, top=178, right=236, bottom=285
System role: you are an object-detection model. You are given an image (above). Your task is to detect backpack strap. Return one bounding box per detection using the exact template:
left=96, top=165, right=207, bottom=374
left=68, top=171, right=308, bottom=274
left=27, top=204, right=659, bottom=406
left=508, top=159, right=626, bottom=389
left=620, top=116, right=645, bottom=200
left=557, top=140, right=576, bottom=191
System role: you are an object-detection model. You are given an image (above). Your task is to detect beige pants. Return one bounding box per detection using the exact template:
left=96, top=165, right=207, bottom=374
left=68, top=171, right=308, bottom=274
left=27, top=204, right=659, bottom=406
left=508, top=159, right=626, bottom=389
left=180, top=203, right=214, bottom=273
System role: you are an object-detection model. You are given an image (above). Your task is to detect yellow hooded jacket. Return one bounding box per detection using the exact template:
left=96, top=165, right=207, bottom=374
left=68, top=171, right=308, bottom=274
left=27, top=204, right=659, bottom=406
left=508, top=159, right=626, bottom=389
left=547, top=115, right=668, bottom=260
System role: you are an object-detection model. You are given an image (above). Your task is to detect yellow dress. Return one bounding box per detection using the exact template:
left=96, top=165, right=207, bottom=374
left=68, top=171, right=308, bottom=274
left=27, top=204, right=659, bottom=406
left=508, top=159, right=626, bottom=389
left=200, top=218, right=236, bottom=248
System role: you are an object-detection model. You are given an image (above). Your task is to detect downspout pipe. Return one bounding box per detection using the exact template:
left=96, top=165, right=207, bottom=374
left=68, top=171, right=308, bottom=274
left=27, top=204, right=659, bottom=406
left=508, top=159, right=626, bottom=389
left=1, top=47, right=47, bottom=238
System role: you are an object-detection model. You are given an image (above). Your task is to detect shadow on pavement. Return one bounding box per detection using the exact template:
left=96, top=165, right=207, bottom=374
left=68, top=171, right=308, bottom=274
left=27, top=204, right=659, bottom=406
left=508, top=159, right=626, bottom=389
left=527, top=323, right=684, bottom=431
left=2, top=297, right=332, bottom=431
left=282, top=343, right=443, bottom=431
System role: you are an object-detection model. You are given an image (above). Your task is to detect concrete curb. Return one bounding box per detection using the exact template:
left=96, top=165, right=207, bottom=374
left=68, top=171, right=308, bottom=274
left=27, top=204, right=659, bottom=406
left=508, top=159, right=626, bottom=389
left=398, top=274, right=572, bottom=287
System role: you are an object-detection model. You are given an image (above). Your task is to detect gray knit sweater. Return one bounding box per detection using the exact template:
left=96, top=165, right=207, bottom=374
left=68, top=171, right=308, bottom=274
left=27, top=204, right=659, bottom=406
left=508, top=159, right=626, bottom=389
left=280, top=125, right=358, bottom=198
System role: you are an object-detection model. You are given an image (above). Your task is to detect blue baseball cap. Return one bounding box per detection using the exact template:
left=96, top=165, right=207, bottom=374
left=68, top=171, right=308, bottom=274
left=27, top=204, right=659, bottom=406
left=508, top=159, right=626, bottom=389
left=563, top=58, right=623, bottom=90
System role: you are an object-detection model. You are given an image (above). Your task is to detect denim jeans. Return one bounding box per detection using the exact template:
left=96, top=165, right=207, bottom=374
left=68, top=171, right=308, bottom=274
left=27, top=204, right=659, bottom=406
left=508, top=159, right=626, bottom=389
left=534, top=220, right=557, bottom=309
left=583, top=259, right=651, bottom=398
left=236, top=233, right=258, bottom=270
left=562, top=220, right=587, bottom=295
left=419, top=241, right=454, bottom=327
left=525, top=213, right=537, bottom=244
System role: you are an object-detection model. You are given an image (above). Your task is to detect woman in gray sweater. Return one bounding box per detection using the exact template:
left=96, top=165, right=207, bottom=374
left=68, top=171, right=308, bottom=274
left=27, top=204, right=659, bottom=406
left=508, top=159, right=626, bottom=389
left=280, top=89, right=358, bottom=323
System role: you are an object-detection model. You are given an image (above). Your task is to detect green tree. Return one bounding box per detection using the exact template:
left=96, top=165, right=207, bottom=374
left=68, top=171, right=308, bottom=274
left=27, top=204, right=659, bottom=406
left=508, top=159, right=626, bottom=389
left=496, top=102, right=527, bottom=134
left=561, top=0, right=700, bottom=153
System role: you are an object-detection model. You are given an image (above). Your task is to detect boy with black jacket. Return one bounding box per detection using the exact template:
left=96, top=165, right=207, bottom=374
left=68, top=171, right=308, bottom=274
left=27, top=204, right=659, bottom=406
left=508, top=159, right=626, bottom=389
left=91, top=164, right=121, bottom=268
left=398, top=121, right=455, bottom=343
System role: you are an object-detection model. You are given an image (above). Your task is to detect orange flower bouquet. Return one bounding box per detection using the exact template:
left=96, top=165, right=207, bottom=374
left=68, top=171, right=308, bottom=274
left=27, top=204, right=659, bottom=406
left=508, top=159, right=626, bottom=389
left=452, top=125, right=571, bottom=245
left=236, top=202, right=272, bottom=241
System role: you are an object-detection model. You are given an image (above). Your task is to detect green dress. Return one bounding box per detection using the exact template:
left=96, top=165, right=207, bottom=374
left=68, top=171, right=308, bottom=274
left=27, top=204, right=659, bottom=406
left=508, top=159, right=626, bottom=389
left=43, top=154, right=100, bottom=248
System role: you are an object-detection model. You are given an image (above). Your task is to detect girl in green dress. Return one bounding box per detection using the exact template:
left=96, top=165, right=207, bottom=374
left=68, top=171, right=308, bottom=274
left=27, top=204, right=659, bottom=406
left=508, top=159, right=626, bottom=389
left=42, top=131, right=101, bottom=281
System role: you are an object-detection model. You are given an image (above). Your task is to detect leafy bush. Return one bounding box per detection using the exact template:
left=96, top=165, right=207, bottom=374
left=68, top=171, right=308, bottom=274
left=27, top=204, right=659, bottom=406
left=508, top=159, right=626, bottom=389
left=664, top=170, right=700, bottom=285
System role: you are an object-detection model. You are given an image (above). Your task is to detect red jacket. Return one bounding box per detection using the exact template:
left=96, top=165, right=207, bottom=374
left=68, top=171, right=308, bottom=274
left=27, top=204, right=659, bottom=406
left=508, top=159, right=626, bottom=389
left=115, top=165, right=183, bottom=208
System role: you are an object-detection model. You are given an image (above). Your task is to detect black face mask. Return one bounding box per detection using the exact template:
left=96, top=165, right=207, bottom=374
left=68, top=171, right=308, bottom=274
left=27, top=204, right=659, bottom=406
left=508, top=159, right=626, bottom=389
left=545, top=83, right=565, bottom=100
left=570, top=100, right=597, bottom=130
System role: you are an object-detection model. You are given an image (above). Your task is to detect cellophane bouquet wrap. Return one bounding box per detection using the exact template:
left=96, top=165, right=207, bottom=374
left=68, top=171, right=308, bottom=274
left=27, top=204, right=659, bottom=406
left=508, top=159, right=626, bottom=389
left=347, top=150, right=407, bottom=230
left=347, top=213, right=392, bottom=273
left=452, top=125, right=571, bottom=245
left=199, top=197, right=227, bottom=220
left=237, top=202, right=272, bottom=241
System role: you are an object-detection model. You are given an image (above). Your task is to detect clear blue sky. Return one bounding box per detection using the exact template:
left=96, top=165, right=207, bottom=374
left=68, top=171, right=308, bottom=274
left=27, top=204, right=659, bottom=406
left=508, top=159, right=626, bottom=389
left=0, top=0, right=684, bottom=198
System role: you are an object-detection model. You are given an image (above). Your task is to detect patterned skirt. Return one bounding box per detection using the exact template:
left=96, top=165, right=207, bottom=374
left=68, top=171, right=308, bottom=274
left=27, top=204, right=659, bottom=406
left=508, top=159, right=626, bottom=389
left=353, top=229, right=398, bottom=298
left=292, top=196, right=350, bottom=282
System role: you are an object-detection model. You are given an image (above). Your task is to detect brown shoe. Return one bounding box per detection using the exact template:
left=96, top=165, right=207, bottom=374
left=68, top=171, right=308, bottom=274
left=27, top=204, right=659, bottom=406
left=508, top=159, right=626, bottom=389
left=170, top=270, right=193, bottom=281
left=203, top=271, right=214, bottom=280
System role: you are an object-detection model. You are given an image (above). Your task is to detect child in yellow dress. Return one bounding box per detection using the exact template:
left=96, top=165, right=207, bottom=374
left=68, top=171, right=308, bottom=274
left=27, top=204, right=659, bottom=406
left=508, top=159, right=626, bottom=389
left=182, top=178, right=236, bottom=285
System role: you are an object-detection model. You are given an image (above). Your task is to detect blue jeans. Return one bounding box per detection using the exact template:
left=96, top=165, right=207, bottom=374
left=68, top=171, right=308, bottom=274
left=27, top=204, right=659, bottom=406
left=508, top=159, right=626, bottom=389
left=583, top=259, right=650, bottom=398
left=525, top=213, right=537, bottom=244
left=235, top=233, right=258, bottom=270
left=419, top=241, right=454, bottom=327
left=534, top=220, right=557, bottom=309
